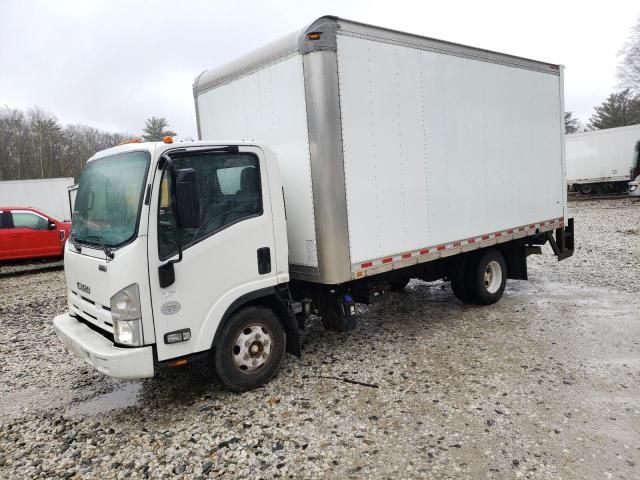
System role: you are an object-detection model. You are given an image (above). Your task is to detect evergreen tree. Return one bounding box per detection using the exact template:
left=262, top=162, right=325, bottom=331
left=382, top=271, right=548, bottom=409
left=141, top=117, right=177, bottom=141
left=588, top=89, right=640, bottom=130
left=564, top=111, right=581, bottom=134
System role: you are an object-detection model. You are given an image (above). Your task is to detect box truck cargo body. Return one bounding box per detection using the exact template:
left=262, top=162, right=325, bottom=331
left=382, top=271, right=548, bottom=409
left=0, top=177, right=75, bottom=221
left=53, top=17, right=574, bottom=391
left=194, top=16, right=568, bottom=285
left=566, top=124, right=640, bottom=194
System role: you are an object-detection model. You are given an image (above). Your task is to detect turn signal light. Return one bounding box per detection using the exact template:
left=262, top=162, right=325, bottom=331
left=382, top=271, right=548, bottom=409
left=307, top=32, right=322, bottom=40
left=167, top=359, right=187, bottom=368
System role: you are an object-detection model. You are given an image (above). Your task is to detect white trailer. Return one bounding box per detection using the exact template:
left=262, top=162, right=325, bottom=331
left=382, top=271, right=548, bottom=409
left=53, top=17, right=574, bottom=391
left=0, top=177, right=75, bottom=221
left=566, top=124, right=640, bottom=194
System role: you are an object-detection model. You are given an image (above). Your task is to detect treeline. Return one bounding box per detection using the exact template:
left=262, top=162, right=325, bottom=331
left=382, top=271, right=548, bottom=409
left=0, top=106, right=132, bottom=182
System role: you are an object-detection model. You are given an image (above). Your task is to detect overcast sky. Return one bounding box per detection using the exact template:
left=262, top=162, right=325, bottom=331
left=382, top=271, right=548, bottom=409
left=1, top=0, right=639, bottom=138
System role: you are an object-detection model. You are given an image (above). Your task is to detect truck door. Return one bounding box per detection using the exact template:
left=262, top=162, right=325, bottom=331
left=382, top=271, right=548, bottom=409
left=0, top=211, right=12, bottom=260
left=10, top=210, right=59, bottom=259
left=148, top=146, right=278, bottom=361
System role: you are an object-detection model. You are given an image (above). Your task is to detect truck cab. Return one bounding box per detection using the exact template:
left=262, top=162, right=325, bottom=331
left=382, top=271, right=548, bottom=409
left=53, top=140, right=299, bottom=391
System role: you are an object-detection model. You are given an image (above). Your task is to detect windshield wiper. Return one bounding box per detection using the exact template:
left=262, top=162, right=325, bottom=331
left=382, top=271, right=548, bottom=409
left=69, top=232, right=81, bottom=252
left=86, top=235, right=115, bottom=261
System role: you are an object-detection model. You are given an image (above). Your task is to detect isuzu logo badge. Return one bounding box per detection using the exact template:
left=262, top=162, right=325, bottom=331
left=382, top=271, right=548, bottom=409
left=77, top=282, right=91, bottom=295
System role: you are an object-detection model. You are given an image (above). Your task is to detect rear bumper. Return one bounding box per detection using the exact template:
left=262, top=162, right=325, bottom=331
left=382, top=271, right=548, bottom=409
left=53, top=313, right=155, bottom=379
left=547, top=218, right=575, bottom=261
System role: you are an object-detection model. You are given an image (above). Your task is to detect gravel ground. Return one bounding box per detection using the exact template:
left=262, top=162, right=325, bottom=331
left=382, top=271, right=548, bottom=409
left=0, top=198, right=638, bottom=479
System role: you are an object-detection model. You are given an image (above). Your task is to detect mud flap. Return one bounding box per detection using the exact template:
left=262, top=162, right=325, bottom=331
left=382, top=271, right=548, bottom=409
left=546, top=218, right=575, bottom=261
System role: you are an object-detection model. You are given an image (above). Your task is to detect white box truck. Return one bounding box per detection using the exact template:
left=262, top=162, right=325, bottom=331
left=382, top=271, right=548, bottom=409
left=566, top=124, right=640, bottom=194
left=53, top=17, right=574, bottom=391
left=0, top=177, right=75, bottom=221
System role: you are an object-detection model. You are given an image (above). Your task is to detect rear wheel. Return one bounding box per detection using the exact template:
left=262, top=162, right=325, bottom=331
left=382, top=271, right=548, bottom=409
left=579, top=184, right=593, bottom=195
left=467, top=249, right=507, bottom=305
left=214, top=306, right=286, bottom=392
left=389, top=277, right=410, bottom=291
left=450, top=258, right=475, bottom=303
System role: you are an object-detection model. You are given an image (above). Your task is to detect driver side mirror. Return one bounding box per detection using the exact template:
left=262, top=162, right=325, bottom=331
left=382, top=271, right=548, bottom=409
left=48, top=220, right=57, bottom=230
left=174, top=168, right=200, bottom=229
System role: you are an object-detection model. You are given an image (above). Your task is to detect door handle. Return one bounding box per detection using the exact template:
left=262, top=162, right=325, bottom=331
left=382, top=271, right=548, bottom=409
left=257, top=247, right=271, bottom=274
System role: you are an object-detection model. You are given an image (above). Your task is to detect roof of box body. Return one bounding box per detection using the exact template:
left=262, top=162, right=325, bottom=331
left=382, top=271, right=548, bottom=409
left=193, top=16, right=561, bottom=96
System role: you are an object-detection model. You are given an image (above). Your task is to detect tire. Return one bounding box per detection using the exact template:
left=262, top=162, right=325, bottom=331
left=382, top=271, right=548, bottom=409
left=467, top=249, right=507, bottom=305
left=579, top=184, right=593, bottom=195
left=389, top=277, right=410, bottom=291
left=450, top=258, right=475, bottom=304
left=214, top=306, right=286, bottom=392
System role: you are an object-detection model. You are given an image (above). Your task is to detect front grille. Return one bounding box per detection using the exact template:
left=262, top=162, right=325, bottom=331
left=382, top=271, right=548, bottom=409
left=80, top=295, right=95, bottom=305
left=68, top=289, right=113, bottom=333
left=73, top=312, right=115, bottom=343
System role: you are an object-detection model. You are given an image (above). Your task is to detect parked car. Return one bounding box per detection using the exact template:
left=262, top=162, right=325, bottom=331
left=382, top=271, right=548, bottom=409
left=0, top=207, right=70, bottom=262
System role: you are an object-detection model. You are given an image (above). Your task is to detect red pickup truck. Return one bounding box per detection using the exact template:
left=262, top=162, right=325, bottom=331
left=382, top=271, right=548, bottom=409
left=0, top=207, right=71, bottom=262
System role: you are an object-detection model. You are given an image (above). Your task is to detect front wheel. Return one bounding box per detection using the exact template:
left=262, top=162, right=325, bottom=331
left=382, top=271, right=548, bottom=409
left=467, top=249, right=507, bottom=305
left=214, top=306, right=286, bottom=392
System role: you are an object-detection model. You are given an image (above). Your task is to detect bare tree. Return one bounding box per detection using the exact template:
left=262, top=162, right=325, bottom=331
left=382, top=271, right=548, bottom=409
left=28, top=108, right=62, bottom=178
left=618, top=16, right=640, bottom=91
left=0, top=105, right=132, bottom=181
left=0, top=107, right=28, bottom=180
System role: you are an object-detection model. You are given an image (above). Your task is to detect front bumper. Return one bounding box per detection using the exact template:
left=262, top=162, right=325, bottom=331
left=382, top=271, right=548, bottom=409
left=53, top=313, right=154, bottom=379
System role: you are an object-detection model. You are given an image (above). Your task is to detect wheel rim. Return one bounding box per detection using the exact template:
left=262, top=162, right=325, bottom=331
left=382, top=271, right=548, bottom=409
left=484, top=260, right=502, bottom=294
left=232, top=324, right=273, bottom=373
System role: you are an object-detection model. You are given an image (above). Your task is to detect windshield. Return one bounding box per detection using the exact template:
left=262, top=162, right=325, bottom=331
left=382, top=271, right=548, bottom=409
left=72, top=151, right=150, bottom=248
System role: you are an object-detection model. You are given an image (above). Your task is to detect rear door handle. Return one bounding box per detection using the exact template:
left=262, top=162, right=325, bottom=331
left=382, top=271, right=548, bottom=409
left=257, top=247, right=271, bottom=275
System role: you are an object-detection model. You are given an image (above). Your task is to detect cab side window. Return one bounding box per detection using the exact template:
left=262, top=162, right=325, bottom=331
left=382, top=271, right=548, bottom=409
left=0, top=211, right=12, bottom=229
left=158, top=153, right=262, bottom=260
left=12, top=212, right=48, bottom=230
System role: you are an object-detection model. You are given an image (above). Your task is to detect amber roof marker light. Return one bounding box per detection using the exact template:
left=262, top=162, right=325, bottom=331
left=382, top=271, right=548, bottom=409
left=116, top=138, right=142, bottom=146
left=163, top=136, right=174, bottom=144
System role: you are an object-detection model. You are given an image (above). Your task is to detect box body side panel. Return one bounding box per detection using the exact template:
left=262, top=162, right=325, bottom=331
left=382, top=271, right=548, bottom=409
left=566, top=125, right=640, bottom=184
left=336, top=34, right=564, bottom=265
left=0, top=177, right=75, bottom=222
left=196, top=55, right=319, bottom=268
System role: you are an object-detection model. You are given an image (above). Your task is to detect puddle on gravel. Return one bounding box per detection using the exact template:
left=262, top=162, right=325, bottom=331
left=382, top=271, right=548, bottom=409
left=67, top=382, right=142, bottom=417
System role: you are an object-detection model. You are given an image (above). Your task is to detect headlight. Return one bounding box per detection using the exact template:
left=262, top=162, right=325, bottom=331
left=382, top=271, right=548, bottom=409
left=630, top=183, right=638, bottom=192
left=110, top=284, right=143, bottom=346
